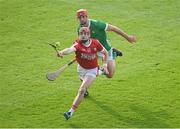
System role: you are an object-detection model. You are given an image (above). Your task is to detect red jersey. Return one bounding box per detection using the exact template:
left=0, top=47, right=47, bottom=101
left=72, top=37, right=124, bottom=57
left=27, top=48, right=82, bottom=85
left=73, top=39, right=103, bottom=69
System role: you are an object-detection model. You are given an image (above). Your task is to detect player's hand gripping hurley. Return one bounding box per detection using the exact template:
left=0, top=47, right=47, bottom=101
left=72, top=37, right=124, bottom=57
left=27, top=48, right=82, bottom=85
left=46, top=43, right=76, bottom=81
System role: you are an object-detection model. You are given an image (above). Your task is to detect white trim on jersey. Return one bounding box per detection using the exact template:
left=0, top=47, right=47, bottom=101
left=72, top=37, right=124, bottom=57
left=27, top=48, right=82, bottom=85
left=105, top=23, right=108, bottom=31
left=99, top=47, right=105, bottom=53
left=88, top=19, right=91, bottom=28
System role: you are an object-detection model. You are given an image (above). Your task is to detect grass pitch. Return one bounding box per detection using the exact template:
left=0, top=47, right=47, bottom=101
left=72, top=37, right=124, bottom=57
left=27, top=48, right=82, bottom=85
left=0, top=0, right=180, bottom=128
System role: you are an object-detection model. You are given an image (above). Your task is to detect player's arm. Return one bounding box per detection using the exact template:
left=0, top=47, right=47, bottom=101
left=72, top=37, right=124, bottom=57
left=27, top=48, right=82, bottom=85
left=99, top=48, right=109, bottom=74
left=57, top=46, right=76, bottom=58
left=106, top=24, right=136, bottom=43
left=96, top=39, right=108, bottom=65
left=100, top=48, right=108, bottom=66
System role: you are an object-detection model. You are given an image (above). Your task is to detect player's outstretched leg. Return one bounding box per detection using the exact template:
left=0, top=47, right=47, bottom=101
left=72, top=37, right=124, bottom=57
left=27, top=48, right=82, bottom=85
left=63, top=76, right=95, bottom=120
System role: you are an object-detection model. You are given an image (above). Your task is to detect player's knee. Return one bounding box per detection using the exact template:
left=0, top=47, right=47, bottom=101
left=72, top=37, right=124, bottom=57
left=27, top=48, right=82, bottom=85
left=78, top=87, right=86, bottom=95
left=107, top=72, right=114, bottom=78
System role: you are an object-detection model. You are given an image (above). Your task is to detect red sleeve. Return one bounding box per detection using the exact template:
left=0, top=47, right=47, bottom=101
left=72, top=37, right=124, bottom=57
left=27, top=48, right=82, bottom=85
left=95, top=39, right=103, bottom=52
left=73, top=40, right=80, bottom=51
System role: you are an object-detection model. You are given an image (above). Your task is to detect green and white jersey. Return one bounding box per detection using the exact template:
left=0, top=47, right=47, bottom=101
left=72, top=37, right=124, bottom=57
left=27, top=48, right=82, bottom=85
left=78, top=19, right=112, bottom=51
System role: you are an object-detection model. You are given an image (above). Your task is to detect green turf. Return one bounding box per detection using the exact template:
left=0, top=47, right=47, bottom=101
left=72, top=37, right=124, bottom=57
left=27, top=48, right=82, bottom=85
left=0, top=0, right=180, bottom=128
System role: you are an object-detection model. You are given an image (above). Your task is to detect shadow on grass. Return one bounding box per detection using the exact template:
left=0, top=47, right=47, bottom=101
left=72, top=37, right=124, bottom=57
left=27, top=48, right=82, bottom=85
left=128, top=105, right=170, bottom=127
left=88, top=96, right=170, bottom=128
left=69, top=123, right=80, bottom=128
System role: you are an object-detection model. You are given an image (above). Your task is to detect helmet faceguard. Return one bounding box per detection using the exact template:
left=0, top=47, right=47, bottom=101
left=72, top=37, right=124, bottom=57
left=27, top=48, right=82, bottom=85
left=79, top=27, right=90, bottom=41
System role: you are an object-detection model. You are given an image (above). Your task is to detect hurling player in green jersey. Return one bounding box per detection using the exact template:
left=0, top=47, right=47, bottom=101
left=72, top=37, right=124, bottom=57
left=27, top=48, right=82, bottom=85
left=76, top=9, right=136, bottom=80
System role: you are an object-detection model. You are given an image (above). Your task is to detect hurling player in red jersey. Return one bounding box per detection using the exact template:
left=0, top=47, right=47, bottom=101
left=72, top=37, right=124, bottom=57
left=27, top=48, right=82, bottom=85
left=57, top=27, right=108, bottom=120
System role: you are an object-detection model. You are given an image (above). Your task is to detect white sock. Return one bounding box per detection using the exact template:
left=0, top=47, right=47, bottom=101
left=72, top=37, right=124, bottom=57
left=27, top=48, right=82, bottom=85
left=68, top=108, right=75, bottom=116
left=98, top=69, right=103, bottom=75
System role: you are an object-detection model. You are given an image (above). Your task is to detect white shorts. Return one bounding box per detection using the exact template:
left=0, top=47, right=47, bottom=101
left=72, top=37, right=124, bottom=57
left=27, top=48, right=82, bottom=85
left=98, top=48, right=114, bottom=61
left=77, top=64, right=98, bottom=80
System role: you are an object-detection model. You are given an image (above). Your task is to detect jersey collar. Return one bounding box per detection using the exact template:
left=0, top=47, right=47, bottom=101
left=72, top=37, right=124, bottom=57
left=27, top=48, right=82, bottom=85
left=82, top=39, right=92, bottom=47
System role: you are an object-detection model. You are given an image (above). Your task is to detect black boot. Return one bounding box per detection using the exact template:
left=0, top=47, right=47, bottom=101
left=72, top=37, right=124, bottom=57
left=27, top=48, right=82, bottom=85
left=112, top=48, right=123, bottom=57
left=84, top=90, right=89, bottom=97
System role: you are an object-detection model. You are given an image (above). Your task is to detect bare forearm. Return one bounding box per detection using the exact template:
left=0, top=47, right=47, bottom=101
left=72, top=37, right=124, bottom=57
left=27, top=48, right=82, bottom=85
left=101, top=49, right=109, bottom=75
left=102, top=49, right=108, bottom=65
left=57, top=47, right=75, bottom=58
left=108, top=24, right=129, bottom=39
left=114, top=26, right=129, bottom=39
left=60, top=48, right=73, bottom=55
left=107, top=24, right=136, bottom=43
